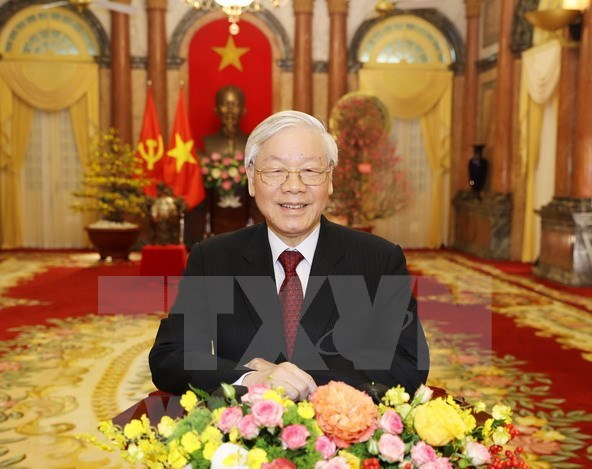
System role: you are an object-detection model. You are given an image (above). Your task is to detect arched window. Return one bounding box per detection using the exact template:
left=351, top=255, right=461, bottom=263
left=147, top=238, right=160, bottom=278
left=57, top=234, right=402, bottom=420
left=358, top=14, right=454, bottom=65
left=352, top=13, right=457, bottom=249
left=0, top=6, right=100, bottom=249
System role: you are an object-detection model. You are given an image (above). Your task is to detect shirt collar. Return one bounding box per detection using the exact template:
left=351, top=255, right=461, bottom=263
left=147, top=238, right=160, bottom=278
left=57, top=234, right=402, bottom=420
left=268, top=224, right=321, bottom=266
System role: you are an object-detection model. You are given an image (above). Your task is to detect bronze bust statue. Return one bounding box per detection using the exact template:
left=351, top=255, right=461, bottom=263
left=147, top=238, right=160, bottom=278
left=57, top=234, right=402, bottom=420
left=203, top=85, right=248, bottom=156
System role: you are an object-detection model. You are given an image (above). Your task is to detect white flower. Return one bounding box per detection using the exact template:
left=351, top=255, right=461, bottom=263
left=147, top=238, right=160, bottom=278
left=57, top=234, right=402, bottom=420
left=210, top=443, right=249, bottom=469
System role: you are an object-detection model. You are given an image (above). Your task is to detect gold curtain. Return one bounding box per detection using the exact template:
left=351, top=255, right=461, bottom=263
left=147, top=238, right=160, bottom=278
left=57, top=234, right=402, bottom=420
left=359, top=64, right=453, bottom=248
left=0, top=60, right=99, bottom=248
left=519, top=40, right=561, bottom=262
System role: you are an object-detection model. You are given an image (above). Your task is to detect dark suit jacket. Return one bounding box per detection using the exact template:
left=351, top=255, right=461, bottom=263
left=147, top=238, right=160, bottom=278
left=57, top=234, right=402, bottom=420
left=149, top=216, right=429, bottom=395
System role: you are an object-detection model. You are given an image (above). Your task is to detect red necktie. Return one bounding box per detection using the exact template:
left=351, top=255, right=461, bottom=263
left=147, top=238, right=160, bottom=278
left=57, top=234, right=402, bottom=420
left=278, top=250, right=304, bottom=359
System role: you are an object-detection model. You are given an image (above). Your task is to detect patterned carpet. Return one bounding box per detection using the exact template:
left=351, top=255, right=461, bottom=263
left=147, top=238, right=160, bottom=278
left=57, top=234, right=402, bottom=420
left=0, top=250, right=591, bottom=468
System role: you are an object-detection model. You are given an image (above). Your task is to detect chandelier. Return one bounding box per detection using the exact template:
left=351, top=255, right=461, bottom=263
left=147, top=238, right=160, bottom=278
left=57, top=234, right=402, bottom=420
left=183, top=0, right=282, bottom=35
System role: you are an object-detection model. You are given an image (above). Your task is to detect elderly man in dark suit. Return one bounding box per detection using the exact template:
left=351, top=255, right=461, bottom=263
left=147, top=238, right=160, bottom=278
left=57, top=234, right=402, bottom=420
left=149, top=110, right=429, bottom=401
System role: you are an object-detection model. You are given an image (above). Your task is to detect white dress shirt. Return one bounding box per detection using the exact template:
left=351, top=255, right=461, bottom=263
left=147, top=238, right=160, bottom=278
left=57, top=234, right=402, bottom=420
left=268, top=223, right=320, bottom=296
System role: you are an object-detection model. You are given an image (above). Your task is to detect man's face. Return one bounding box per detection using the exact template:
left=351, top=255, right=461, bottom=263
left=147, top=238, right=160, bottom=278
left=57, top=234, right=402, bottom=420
left=247, top=126, right=333, bottom=247
left=216, top=91, right=244, bottom=136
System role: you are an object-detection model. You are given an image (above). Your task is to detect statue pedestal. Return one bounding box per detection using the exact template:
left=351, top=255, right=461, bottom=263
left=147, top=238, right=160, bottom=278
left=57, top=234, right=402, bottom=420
left=452, top=190, right=512, bottom=260
left=534, top=197, right=592, bottom=286
left=204, top=187, right=262, bottom=237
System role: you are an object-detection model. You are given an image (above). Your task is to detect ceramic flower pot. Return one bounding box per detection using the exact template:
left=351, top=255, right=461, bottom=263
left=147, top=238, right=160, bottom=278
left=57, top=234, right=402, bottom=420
left=85, top=223, right=140, bottom=260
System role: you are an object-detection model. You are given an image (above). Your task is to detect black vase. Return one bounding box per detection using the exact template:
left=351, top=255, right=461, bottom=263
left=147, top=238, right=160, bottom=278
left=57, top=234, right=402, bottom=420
left=468, top=144, right=488, bottom=193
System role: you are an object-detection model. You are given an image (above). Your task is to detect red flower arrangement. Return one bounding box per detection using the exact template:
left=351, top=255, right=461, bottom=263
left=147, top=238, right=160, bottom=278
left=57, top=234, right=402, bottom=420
left=328, top=93, right=409, bottom=226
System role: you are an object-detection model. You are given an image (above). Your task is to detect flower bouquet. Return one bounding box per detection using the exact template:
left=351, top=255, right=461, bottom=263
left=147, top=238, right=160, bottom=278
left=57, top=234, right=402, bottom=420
left=200, top=151, right=248, bottom=208
left=85, top=381, right=528, bottom=468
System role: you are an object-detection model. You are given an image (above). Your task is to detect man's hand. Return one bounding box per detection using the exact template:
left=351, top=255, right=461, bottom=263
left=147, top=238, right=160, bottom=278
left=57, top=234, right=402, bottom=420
left=242, top=358, right=317, bottom=401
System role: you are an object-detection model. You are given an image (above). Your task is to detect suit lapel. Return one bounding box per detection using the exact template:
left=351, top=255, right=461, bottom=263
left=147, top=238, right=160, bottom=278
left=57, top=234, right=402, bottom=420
left=300, top=217, right=346, bottom=346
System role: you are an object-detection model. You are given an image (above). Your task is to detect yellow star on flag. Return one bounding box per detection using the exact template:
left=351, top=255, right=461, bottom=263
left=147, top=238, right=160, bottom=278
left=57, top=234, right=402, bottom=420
left=167, top=133, right=197, bottom=173
left=213, top=36, right=250, bottom=71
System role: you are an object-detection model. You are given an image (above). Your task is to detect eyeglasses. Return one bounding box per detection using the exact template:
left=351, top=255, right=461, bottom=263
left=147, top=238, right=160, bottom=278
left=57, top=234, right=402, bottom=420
left=254, top=167, right=332, bottom=186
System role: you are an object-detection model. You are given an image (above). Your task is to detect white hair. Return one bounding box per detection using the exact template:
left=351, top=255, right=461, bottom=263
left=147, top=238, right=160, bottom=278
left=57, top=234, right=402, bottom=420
left=244, top=110, right=338, bottom=168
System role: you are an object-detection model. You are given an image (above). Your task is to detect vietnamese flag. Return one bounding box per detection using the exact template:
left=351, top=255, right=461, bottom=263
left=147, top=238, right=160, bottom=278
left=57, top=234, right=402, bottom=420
left=188, top=19, right=273, bottom=151
left=163, top=87, right=206, bottom=209
left=136, top=85, right=165, bottom=197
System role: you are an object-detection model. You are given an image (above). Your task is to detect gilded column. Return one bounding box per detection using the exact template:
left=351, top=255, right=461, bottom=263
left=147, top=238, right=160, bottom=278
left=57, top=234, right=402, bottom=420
left=491, top=0, right=514, bottom=194
left=293, top=0, right=314, bottom=113
left=146, top=0, right=169, bottom=138
left=326, top=0, right=348, bottom=117
left=111, top=0, right=133, bottom=144
left=572, top=7, right=592, bottom=198
left=459, top=0, right=481, bottom=192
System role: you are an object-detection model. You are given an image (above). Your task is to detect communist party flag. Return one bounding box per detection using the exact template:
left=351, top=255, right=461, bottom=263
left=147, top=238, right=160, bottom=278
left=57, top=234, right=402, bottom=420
left=136, top=86, right=165, bottom=197
left=163, top=87, right=206, bottom=209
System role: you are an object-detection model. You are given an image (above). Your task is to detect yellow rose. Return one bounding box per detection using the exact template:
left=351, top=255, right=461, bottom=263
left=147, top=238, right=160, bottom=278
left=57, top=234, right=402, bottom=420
left=247, top=448, right=268, bottom=468
left=413, top=398, right=469, bottom=446
left=180, top=391, right=198, bottom=412
left=228, top=167, right=239, bottom=177
left=181, top=431, right=202, bottom=453
left=211, top=168, right=222, bottom=179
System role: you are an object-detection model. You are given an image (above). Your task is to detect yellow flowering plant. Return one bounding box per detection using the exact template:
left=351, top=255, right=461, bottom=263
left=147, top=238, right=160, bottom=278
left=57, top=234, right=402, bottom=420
left=83, top=381, right=528, bottom=468
left=72, top=128, right=150, bottom=223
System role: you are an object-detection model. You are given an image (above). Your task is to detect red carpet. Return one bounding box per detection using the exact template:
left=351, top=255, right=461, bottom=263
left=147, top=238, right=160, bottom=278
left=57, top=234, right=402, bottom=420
left=1, top=250, right=591, bottom=468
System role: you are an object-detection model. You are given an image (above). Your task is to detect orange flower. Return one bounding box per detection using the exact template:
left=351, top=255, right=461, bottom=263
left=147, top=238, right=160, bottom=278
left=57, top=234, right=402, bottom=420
left=310, top=381, right=377, bottom=448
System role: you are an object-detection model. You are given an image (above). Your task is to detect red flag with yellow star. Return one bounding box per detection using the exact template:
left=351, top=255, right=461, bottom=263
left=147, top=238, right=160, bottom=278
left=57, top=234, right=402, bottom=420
left=187, top=18, right=273, bottom=150
left=163, top=87, right=206, bottom=209
left=136, top=86, right=165, bottom=197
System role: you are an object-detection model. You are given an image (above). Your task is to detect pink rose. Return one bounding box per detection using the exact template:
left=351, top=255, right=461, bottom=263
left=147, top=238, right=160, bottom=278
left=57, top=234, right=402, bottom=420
left=378, top=433, right=405, bottom=463
left=234, top=175, right=243, bottom=183
left=222, top=157, right=233, bottom=166
left=314, top=436, right=337, bottom=460
left=281, top=424, right=310, bottom=450
left=202, top=157, right=210, bottom=164
left=217, top=406, right=243, bottom=433
left=237, top=414, right=259, bottom=440
left=221, top=180, right=233, bottom=191
left=211, top=152, right=222, bottom=161
left=235, top=152, right=244, bottom=161
left=379, top=410, right=403, bottom=434
left=261, top=458, right=296, bottom=469
left=221, top=171, right=228, bottom=179
left=465, top=441, right=491, bottom=466
left=422, top=458, right=453, bottom=469
left=201, top=167, right=209, bottom=175
left=241, top=383, right=271, bottom=404
left=410, top=441, right=437, bottom=465
left=414, top=384, right=434, bottom=404
left=251, top=399, right=284, bottom=428
left=239, top=166, right=246, bottom=174
left=314, top=456, right=350, bottom=469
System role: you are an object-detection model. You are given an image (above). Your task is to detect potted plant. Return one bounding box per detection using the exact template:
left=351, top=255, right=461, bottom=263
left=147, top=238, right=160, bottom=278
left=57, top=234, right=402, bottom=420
left=328, top=92, right=410, bottom=230
left=72, top=128, right=150, bottom=260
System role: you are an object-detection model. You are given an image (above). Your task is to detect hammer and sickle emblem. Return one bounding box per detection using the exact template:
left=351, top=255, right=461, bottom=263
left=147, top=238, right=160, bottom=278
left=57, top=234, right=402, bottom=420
left=138, top=135, right=164, bottom=170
